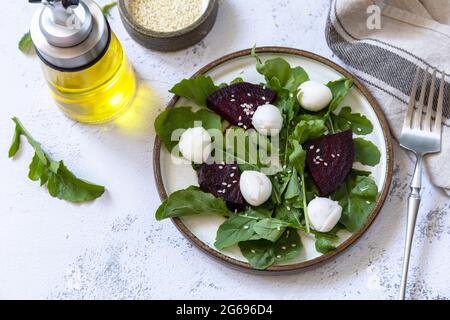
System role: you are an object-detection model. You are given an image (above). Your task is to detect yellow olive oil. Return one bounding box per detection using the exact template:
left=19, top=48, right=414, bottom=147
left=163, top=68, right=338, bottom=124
left=41, top=33, right=136, bottom=124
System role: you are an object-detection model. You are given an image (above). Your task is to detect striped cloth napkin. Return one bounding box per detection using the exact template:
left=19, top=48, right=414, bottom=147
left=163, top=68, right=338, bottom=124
left=326, top=0, right=450, bottom=195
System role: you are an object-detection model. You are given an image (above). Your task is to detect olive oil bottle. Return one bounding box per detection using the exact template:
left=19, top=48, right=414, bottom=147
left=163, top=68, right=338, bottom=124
left=30, top=0, right=136, bottom=123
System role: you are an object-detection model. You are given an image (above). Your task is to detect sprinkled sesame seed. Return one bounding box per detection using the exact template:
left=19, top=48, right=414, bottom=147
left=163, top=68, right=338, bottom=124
left=337, top=153, right=340, bottom=157
left=324, top=162, right=328, bottom=166
left=286, top=206, right=291, bottom=211
left=291, top=244, right=296, bottom=247
left=316, top=148, right=321, bottom=153
left=219, top=165, right=223, bottom=169
left=232, top=166, right=237, bottom=169
left=238, top=122, right=243, bottom=126
left=244, top=225, right=249, bottom=229
left=230, top=173, right=235, bottom=177
left=281, top=246, right=287, bottom=250
left=262, top=97, right=266, bottom=100
left=251, top=249, right=256, bottom=253
left=238, top=116, right=242, bottom=120
left=243, top=125, right=248, bottom=129
left=232, top=180, right=237, bottom=184
left=276, top=255, right=282, bottom=259
left=366, top=200, right=371, bottom=204
left=227, top=184, right=232, bottom=188
left=230, top=99, right=235, bottom=102
left=310, top=145, right=314, bottom=150
left=331, top=154, right=335, bottom=158
left=357, top=128, right=362, bottom=132
left=247, top=93, right=251, bottom=97
left=222, top=182, right=227, bottom=186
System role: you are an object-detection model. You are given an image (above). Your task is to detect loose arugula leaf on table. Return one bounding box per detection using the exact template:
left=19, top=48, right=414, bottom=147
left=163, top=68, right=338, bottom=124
left=8, top=117, right=105, bottom=203
left=19, top=31, right=34, bottom=55
left=332, top=106, right=373, bottom=135
left=156, top=186, right=231, bottom=221
left=169, top=75, right=219, bottom=107
left=239, top=228, right=301, bottom=269
left=353, top=138, right=381, bottom=166
left=331, top=173, right=378, bottom=232
left=326, top=78, right=353, bottom=116
left=154, top=106, right=222, bottom=151
left=101, top=1, right=118, bottom=17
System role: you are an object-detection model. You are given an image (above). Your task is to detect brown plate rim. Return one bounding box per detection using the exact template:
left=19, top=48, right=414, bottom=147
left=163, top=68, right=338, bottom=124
left=153, top=47, right=394, bottom=274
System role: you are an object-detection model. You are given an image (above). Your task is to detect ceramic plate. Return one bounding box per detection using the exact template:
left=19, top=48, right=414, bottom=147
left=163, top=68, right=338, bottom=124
left=153, top=47, right=393, bottom=273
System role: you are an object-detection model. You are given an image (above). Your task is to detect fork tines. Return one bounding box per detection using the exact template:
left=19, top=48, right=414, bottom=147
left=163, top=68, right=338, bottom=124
left=402, top=66, right=445, bottom=136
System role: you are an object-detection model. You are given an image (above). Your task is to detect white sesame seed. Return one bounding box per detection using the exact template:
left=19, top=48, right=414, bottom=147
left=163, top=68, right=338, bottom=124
left=251, top=249, right=256, bottom=253
left=286, top=206, right=291, bottom=211
left=232, top=166, right=237, bottom=170
left=262, top=97, right=266, bottom=100
left=238, top=122, right=243, bottom=126
left=219, top=165, right=223, bottom=169
left=277, top=226, right=281, bottom=231
left=324, top=162, right=328, bottom=166
left=276, top=255, right=282, bottom=259
left=281, top=246, right=287, bottom=250
left=366, top=200, right=371, bottom=204
left=238, top=116, right=242, bottom=120
left=243, top=125, right=248, bottom=129
left=337, top=153, right=340, bottom=157
left=232, top=180, right=238, bottom=184
left=316, top=148, right=321, bottom=153
left=331, top=154, right=335, bottom=158
left=244, top=225, right=249, bottom=229
left=291, top=244, right=296, bottom=247
left=357, top=128, right=362, bottom=132
left=309, top=145, right=314, bottom=150
left=230, top=173, right=235, bottom=177
left=247, top=93, right=251, bottom=97
left=230, top=99, right=235, bottom=102
left=222, top=182, right=227, bottom=186
left=227, top=184, right=232, bottom=188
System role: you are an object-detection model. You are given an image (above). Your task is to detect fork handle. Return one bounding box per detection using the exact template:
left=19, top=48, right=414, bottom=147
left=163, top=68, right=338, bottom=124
left=399, top=154, right=423, bottom=300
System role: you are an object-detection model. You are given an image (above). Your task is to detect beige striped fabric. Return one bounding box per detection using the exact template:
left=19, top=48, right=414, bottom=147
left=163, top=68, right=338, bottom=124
left=326, top=0, right=450, bottom=195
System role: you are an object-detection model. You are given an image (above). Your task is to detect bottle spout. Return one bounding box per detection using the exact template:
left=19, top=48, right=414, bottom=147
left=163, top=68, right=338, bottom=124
left=30, top=0, right=81, bottom=26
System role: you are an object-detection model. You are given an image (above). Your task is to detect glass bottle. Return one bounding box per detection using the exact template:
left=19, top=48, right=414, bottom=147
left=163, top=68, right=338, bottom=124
left=29, top=0, right=136, bottom=123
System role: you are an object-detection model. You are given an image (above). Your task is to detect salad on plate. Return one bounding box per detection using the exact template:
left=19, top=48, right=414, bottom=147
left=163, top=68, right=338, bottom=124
left=154, top=48, right=381, bottom=270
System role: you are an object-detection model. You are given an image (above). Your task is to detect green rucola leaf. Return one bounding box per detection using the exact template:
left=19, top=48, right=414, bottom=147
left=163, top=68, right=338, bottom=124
left=315, top=236, right=336, bottom=254
left=214, top=215, right=261, bottom=250
left=253, top=218, right=288, bottom=242
left=101, top=1, right=117, bottom=16
left=154, top=106, right=222, bottom=152
left=169, top=75, right=219, bottom=107
left=353, top=138, right=381, bottom=166
left=326, top=78, right=353, bottom=115
left=8, top=117, right=105, bottom=203
left=332, top=107, right=374, bottom=135
left=19, top=31, right=34, bottom=55
left=155, top=186, right=231, bottom=221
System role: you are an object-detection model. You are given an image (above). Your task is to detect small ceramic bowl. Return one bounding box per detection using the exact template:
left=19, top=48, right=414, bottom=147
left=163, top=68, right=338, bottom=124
left=118, top=0, right=219, bottom=52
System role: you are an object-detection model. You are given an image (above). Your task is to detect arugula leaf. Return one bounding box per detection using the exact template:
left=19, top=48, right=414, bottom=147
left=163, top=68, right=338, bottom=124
left=214, top=215, right=261, bottom=250
left=274, top=228, right=302, bottom=263
left=154, top=106, right=222, bottom=152
left=332, top=174, right=378, bottom=232
left=284, top=170, right=301, bottom=200
left=19, top=31, right=34, bottom=55
left=290, top=119, right=327, bottom=144
left=353, top=138, right=381, bottom=166
left=156, top=186, right=231, bottom=221
left=253, top=218, right=288, bottom=242
left=315, top=236, right=336, bottom=254
left=169, top=75, right=219, bottom=107
left=252, top=47, right=309, bottom=95
left=332, top=107, right=373, bottom=135
left=230, top=77, right=244, bottom=84
left=9, top=117, right=105, bottom=203
left=326, top=78, right=353, bottom=115
left=239, top=228, right=301, bottom=269
left=101, top=1, right=118, bottom=17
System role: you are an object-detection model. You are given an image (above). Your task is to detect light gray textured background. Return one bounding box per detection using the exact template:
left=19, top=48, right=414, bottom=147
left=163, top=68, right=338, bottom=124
left=0, top=0, right=449, bottom=300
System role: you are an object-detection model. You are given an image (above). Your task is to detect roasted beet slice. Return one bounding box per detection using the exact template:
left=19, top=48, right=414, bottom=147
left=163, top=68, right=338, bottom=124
left=303, top=130, right=355, bottom=196
left=206, top=82, right=276, bottom=129
left=197, top=163, right=245, bottom=211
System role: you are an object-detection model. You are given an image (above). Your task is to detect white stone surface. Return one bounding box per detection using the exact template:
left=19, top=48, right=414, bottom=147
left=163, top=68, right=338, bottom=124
left=0, top=0, right=449, bottom=300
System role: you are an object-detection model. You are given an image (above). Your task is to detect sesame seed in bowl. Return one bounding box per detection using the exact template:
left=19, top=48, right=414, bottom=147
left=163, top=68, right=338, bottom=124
left=119, top=0, right=218, bottom=51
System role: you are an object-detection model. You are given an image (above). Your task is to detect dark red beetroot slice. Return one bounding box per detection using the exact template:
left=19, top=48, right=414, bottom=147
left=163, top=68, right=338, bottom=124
left=197, top=163, right=245, bottom=211
left=303, top=130, right=354, bottom=196
left=206, top=82, right=276, bottom=129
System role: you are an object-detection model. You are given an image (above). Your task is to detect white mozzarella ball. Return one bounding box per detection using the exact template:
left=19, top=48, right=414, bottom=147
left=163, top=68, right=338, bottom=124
left=307, top=197, right=342, bottom=233
left=178, top=127, right=212, bottom=164
left=251, top=104, right=283, bottom=136
left=297, top=81, right=333, bottom=112
left=239, top=171, right=272, bottom=206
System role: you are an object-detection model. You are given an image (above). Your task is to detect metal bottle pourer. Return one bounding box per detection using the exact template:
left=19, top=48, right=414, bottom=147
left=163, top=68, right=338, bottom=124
left=29, top=0, right=110, bottom=70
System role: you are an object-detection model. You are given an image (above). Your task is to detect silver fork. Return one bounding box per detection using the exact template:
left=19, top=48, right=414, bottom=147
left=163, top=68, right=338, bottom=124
left=399, top=67, right=444, bottom=300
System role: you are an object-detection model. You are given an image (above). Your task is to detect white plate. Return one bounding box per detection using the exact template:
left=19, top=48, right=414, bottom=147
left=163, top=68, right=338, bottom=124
left=155, top=48, right=393, bottom=273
